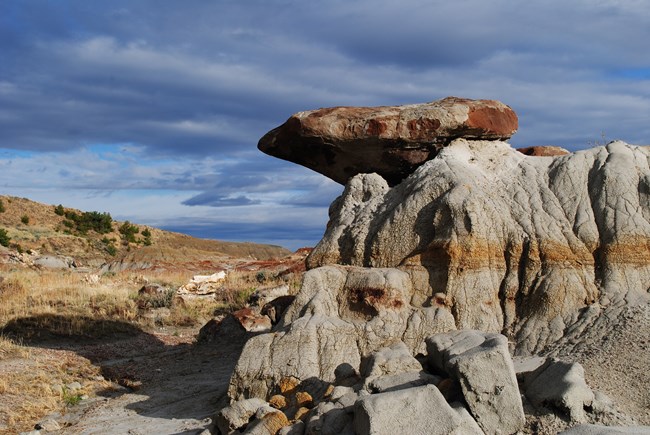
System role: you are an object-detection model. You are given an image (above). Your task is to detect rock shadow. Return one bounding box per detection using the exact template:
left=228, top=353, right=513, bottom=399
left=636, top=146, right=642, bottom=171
left=1, top=314, right=248, bottom=425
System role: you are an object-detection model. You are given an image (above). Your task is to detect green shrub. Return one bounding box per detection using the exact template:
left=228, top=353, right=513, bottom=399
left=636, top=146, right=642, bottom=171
left=0, top=228, right=10, bottom=247
left=54, top=204, right=65, bottom=216
left=0, top=199, right=5, bottom=213
left=20, top=215, right=29, bottom=225
left=106, top=244, right=117, bottom=256
left=119, top=221, right=139, bottom=243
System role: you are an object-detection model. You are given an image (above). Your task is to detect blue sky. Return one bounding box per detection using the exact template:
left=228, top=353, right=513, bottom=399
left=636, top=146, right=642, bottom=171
left=1, top=0, right=649, bottom=250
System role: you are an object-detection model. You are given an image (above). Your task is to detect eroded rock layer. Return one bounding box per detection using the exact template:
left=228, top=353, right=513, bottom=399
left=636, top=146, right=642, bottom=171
left=258, top=97, right=518, bottom=186
left=307, top=140, right=650, bottom=354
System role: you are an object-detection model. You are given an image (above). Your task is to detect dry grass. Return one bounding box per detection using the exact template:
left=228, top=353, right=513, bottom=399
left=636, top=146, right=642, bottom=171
left=0, top=345, right=107, bottom=434
left=0, top=264, right=302, bottom=433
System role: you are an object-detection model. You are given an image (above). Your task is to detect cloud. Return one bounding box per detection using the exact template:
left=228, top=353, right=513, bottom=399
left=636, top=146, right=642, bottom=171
left=0, top=0, right=649, bottom=248
left=182, top=194, right=260, bottom=207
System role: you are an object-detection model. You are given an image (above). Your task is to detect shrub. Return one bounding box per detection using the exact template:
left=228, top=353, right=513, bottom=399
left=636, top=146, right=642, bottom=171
left=141, top=228, right=151, bottom=238
left=0, top=228, right=10, bottom=247
left=106, top=244, right=117, bottom=256
left=61, top=210, right=113, bottom=234
left=21, top=215, right=29, bottom=225
left=119, top=221, right=139, bottom=244
left=54, top=204, right=65, bottom=216
left=0, top=199, right=5, bottom=213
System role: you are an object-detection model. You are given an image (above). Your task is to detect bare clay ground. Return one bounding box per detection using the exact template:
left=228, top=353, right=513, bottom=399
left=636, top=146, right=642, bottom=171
left=2, top=328, right=247, bottom=435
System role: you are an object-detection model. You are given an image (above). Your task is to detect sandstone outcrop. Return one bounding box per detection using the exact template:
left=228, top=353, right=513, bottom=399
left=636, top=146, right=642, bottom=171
left=175, top=271, right=227, bottom=303
left=259, top=97, right=518, bottom=186
left=307, top=140, right=650, bottom=354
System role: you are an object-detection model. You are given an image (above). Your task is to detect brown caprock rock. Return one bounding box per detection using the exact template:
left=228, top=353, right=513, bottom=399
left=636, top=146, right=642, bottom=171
left=517, top=145, right=570, bottom=156
left=258, top=97, right=518, bottom=186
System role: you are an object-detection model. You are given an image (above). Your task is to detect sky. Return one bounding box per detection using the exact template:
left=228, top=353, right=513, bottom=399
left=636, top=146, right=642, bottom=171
left=1, top=0, right=649, bottom=250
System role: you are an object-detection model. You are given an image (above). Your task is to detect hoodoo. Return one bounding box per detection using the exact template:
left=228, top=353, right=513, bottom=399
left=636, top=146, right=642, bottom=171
left=222, top=98, right=650, bottom=434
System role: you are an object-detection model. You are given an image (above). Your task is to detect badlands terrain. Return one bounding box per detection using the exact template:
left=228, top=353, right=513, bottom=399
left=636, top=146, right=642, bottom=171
left=1, top=96, right=649, bottom=435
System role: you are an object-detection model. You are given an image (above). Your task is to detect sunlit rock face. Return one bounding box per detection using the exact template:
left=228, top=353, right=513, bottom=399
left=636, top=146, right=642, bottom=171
left=258, top=97, right=518, bottom=186
left=307, top=139, right=650, bottom=354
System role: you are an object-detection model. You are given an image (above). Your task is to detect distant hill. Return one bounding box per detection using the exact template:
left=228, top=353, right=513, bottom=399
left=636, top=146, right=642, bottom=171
left=0, top=195, right=291, bottom=269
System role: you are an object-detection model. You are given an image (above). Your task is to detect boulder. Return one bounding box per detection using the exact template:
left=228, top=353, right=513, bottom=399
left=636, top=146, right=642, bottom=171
left=524, top=358, right=595, bottom=422
left=33, top=255, right=75, bottom=269
left=366, top=371, right=441, bottom=394
left=232, top=307, right=273, bottom=333
left=249, top=284, right=291, bottom=307
left=427, top=330, right=525, bottom=434
left=305, top=401, right=355, bottom=435
left=353, top=384, right=483, bottom=435
left=215, top=398, right=267, bottom=435
left=259, top=97, right=518, bottom=186
left=243, top=405, right=290, bottom=435
left=307, top=140, right=650, bottom=355
left=517, top=145, right=570, bottom=156
left=360, top=341, right=423, bottom=378
left=261, top=295, right=296, bottom=324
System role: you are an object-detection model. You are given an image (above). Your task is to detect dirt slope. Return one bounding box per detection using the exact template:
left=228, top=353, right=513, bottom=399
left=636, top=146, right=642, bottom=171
left=0, top=195, right=290, bottom=268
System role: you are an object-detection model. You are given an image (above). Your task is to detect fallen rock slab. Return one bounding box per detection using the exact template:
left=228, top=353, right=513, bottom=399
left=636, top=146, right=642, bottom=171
left=259, top=97, right=518, bottom=185
left=353, top=384, right=483, bottom=435
left=524, top=358, right=595, bottom=423
left=427, top=330, right=525, bottom=434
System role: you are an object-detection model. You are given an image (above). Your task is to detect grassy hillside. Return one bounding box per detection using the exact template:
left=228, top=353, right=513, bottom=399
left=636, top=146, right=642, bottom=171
left=0, top=195, right=291, bottom=267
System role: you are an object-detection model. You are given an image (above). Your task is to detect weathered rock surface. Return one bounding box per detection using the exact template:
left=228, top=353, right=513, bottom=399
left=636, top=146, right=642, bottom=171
left=227, top=266, right=455, bottom=401
left=216, top=398, right=267, bottom=435
left=307, top=140, right=650, bottom=354
left=353, top=384, right=483, bottom=435
left=524, top=359, right=595, bottom=422
left=427, top=330, right=525, bottom=434
left=259, top=97, right=518, bottom=186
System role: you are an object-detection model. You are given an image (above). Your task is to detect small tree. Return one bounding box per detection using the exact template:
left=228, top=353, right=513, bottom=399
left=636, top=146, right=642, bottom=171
left=21, top=215, right=30, bottom=225
left=0, top=228, right=10, bottom=247
left=118, top=221, right=139, bottom=244
left=54, top=204, right=65, bottom=216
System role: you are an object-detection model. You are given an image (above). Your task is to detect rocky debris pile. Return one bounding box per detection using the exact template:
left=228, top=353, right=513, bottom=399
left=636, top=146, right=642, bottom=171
left=0, top=247, right=78, bottom=270
left=219, top=331, right=624, bottom=435
left=259, top=97, right=518, bottom=186
left=175, top=271, right=227, bottom=304
left=197, top=284, right=295, bottom=341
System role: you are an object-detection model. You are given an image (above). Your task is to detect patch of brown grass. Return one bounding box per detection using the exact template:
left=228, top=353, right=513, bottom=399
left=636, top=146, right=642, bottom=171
left=0, top=347, right=108, bottom=434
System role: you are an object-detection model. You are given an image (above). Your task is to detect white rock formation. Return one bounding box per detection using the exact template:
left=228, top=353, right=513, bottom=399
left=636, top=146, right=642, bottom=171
left=227, top=266, right=455, bottom=401
left=307, top=140, right=650, bottom=354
